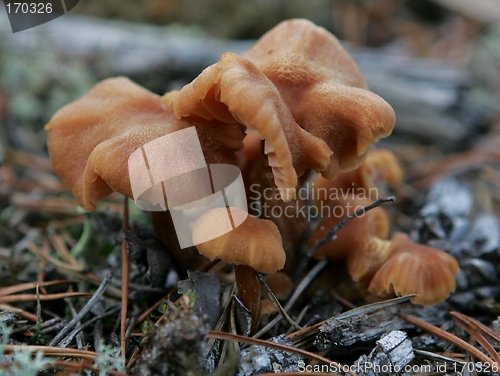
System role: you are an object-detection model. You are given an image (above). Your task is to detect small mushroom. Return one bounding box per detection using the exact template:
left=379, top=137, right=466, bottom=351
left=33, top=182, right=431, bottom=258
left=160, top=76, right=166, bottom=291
left=310, top=197, right=392, bottom=288
left=46, top=77, right=245, bottom=212
left=368, top=232, right=459, bottom=306
left=309, top=151, right=459, bottom=305
left=310, top=205, right=459, bottom=305
left=244, top=19, right=396, bottom=179
left=323, top=149, right=403, bottom=200
left=162, top=52, right=333, bottom=200
left=45, top=77, right=245, bottom=274
left=192, top=207, right=285, bottom=333
left=311, top=149, right=403, bottom=207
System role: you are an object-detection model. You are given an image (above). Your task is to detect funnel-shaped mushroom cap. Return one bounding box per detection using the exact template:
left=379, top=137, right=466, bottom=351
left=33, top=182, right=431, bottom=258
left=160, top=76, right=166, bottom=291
left=193, top=207, right=285, bottom=274
left=162, top=52, right=332, bottom=201
left=244, top=19, right=396, bottom=179
left=46, top=77, right=244, bottom=211
left=368, top=232, right=459, bottom=306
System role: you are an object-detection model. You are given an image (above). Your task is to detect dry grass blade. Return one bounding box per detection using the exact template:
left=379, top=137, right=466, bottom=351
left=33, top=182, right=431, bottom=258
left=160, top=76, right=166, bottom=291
left=48, top=273, right=113, bottom=346
left=11, top=193, right=80, bottom=215
left=27, top=242, right=84, bottom=273
left=0, top=291, right=91, bottom=303
left=414, top=349, right=467, bottom=366
left=450, top=311, right=500, bottom=344
left=308, top=196, right=396, bottom=255
left=50, top=360, right=130, bottom=376
left=48, top=229, right=81, bottom=268
left=399, top=313, right=497, bottom=368
left=407, top=150, right=500, bottom=188
left=206, top=331, right=358, bottom=376
left=449, top=311, right=500, bottom=365
left=330, top=289, right=356, bottom=309
left=10, top=149, right=53, bottom=171
left=256, top=272, right=301, bottom=330
left=2, top=344, right=97, bottom=361
left=0, top=303, right=38, bottom=321
left=0, top=280, right=76, bottom=296
left=253, top=259, right=329, bottom=340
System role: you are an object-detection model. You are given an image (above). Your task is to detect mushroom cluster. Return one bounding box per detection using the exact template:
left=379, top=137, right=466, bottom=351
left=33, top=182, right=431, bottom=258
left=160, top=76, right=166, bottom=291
left=45, top=19, right=457, bottom=330
left=309, top=150, right=459, bottom=306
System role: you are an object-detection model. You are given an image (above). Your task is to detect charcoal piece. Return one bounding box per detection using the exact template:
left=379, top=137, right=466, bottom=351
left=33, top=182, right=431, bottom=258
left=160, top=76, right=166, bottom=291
left=474, top=286, right=500, bottom=300
left=461, top=258, right=497, bottom=287
left=448, top=217, right=471, bottom=247
left=131, top=311, right=208, bottom=376
left=427, top=238, right=450, bottom=252
left=0, top=312, right=24, bottom=326
left=355, top=330, right=414, bottom=376
left=178, top=271, right=222, bottom=329
left=91, top=210, right=123, bottom=245
left=316, top=302, right=448, bottom=349
left=301, top=289, right=343, bottom=326
left=448, top=291, right=476, bottom=309
left=411, top=333, right=439, bottom=351
left=493, top=317, right=500, bottom=333
left=420, top=178, right=472, bottom=219
left=233, top=296, right=252, bottom=337
left=237, top=334, right=302, bottom=375
left=124, top=227, right=172, bottom=287
left=454, top=270, right=469, bottom=290
left=462, top=214, right=500, bottom=257
left=124, top=230, right=146, bottom=263
left=421, top=213, right=451, bottom=239
left=146, top=246, right=171, bottom=286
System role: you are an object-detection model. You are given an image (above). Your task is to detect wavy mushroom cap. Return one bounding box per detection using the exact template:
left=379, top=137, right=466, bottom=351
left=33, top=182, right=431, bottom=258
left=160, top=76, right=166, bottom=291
left=368, top=232, right=459, bottom=306
left=162, top=52, right=332, bottom=201
left=193, top=207, right=285, bottom=274
left=46, top=77, right=244, bottom=211
left=244, top=19, right=396, bottom=179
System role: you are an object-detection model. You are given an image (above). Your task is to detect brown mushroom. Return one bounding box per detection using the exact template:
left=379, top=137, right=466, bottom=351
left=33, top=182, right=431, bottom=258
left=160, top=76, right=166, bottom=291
left=45, top=77, right=245, bottom=274
left=46, top=77, right=245, bottom=212
left=309, top=197, right=392, bottom=288
left=244, top=19, right=396, bottom=179
left=310, top=202, right=459, bottom=305
left=162, top=52, right=333, bottom=201
left=311, top=149, right=403, bottom=208
left=237, top=20, right=395, bottom=274
left=309, top=151, right=459, bottom=305
left=322, top=149, right=403, bottom=200
left=368, top=232, right=459, bottom=306
left=193, top=206, right=285, bottom=333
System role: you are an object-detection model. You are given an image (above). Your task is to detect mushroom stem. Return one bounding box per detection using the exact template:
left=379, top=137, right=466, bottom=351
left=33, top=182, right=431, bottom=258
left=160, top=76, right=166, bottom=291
left=234, top=264, right=261, bottom=334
